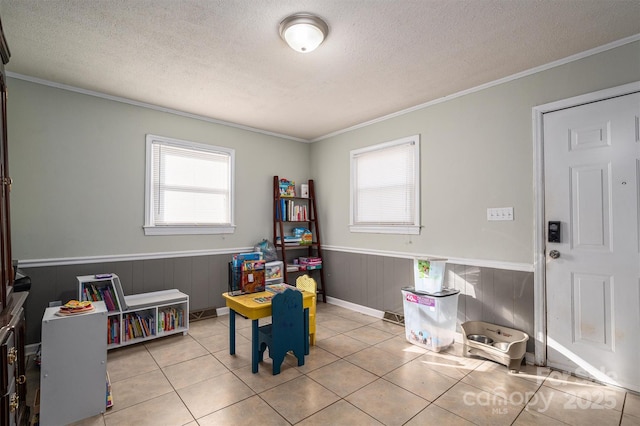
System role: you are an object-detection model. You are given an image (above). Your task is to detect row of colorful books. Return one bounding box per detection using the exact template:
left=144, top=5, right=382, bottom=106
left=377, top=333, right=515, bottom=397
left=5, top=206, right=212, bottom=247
left=229, top=252, right=267, bottom=295
left=82, top=283, right=120, bottom=311
left=123, top=312, right=155, bottom=341
left=107, top=307, right=185, bottom=343
left=277, top=198, right=308, bottom=221
left=231, top=251, right=262, bottom=268
left=107, top=317, right=120, bottom=344
left=159, top=307, right=185, bottom=331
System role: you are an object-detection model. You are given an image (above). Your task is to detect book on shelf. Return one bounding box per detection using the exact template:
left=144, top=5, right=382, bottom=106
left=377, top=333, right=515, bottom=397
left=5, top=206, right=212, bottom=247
left=101, top=287, right=119, bottom=311
left=232, top=251, right=262, bottom=268
left=288, top=263, right=322, bottom=271
left=137, top=312, right=152, bottom=337
left=241, top=260, right=265, bottom=294
left=77, top=274, right=126, bottom=312
left=279, top=178, right=296, bottom=197
left=81, top=284, right=120, bottom=311
left=277, top=199, right=308, bottom=221
left=301, top=264, right=322, bottom=270
left=106, top=372, right=113, bottom=408
left=124, top=317, right=134, bottom=340
left=122, top=311, right=155, bottom=340
left=298, top=257, right=322, bottom=269
left=159, top=306, right=185, bottom=331
left=229, top=252, right=267, bottom=295
left=299, top=256, right=322, bottom=265
left=276, top=236, right=301, bottom=244
left=108, top=317, right=120, bottom=344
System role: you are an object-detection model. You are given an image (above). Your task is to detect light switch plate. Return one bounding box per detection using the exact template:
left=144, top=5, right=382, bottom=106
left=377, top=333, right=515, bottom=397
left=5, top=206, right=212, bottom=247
left=487, top=207, right=514, bottom=221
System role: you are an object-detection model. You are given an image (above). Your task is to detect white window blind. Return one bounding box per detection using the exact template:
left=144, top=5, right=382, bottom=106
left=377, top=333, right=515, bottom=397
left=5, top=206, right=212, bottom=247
left=350, top=135, right=420, bottom=234
left=144, top=135, right=235, bottom=235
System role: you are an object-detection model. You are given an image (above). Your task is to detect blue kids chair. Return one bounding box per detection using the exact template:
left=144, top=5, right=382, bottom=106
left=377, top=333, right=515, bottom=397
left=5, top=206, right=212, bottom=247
left=257, top=288, right=305, bottom=374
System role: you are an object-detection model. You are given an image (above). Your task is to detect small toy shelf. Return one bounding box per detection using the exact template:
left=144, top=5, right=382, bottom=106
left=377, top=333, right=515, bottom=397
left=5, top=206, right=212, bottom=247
left=78, top=274, right=189, bottom=349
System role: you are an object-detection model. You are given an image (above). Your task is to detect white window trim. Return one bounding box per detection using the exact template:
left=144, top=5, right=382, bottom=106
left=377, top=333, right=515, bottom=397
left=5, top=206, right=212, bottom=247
left=349, top=225, right=421, bottom=235
left=144, top=134, right=236, bottom=236
left=349, top=135, right=421, bottom=235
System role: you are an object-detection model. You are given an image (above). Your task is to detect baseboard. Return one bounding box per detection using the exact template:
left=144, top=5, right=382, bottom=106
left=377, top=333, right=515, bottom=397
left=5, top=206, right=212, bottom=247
left=323, top=297, right=537, bottom=366
left=324, top=296, right=385, bottom=319
left=29, top=300, right=536, bottom=367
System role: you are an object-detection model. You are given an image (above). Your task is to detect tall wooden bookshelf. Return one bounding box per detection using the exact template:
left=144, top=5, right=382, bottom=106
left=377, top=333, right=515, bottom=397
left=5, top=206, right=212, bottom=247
left=273, top=176, right=326, bottom=302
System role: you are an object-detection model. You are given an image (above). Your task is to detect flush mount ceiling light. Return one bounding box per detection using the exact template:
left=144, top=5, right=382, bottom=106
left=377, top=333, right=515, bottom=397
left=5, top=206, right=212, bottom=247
left=279, top=13, right=329, bottom=53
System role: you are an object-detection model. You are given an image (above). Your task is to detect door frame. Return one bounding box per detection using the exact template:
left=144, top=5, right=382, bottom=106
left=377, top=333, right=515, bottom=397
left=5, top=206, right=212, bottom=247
left=531, top=81, right=640, bottom=366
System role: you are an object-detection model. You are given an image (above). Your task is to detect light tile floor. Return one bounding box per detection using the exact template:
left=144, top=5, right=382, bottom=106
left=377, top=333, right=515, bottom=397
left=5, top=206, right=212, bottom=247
left=33, top=302, right=640, bottom=425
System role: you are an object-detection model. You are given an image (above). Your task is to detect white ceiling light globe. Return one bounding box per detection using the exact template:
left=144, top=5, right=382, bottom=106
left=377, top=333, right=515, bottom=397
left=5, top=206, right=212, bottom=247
left=284, top=23, right=324, bottom=53
left=279, top=13, right=329, bottom=54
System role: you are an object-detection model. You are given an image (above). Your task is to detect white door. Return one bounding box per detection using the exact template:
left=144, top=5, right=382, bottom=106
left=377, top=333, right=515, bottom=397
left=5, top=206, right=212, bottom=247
left=544, top=92, right=640, bottom=392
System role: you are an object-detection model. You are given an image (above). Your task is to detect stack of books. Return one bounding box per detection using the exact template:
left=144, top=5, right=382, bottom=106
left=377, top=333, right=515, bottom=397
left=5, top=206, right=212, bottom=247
left=276, top=235, right=302, bottom=245
left=299, top=257, right=322, bottom=270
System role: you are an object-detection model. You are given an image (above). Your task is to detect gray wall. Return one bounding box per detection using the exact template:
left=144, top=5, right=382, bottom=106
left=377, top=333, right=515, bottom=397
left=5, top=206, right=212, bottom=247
left=21, top=250, right=534, bottom=353
left=324, top=251, right=534, bottom=352
left=8, top=78, right=311, bottom=260
left=311, top=41, right=640, bottom=265
left=8, top=40, right=639, bottom=349
left=20, top=254, right=231, bottom=344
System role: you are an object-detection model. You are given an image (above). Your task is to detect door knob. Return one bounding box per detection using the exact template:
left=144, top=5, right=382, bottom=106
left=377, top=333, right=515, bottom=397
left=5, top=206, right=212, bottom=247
left=549, top=250, right=560, bottom=259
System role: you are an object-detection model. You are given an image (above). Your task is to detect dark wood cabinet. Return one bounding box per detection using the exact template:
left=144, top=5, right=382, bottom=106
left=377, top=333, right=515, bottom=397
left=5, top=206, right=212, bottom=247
left=0, top=14, right=29, bottom=426
left=0, top=293, right=27, bottom=426
left=0, top=7, right=13, bottom=311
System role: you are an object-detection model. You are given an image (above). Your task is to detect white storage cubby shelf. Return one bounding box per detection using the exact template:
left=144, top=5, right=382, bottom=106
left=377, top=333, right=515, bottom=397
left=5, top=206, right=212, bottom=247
left=77, top=274, right=189, bottom=350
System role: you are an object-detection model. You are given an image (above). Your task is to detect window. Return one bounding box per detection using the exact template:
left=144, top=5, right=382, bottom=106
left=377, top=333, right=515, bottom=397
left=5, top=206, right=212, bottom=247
left=144, top=134, right=235, bottom=235
left=350, top=135, right=420, bottom=234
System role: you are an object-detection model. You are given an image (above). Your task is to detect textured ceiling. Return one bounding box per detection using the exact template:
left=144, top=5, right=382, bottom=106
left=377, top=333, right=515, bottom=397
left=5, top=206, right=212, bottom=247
left=0, top=0, right=639, bottom=141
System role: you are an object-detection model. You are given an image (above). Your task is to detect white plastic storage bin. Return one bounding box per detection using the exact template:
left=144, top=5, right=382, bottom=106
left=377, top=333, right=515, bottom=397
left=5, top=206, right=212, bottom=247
left=413, top=258, right=447, bottom=293
left=402, top=287, right=460, bottom=352
left=265, top=260, right=284, bottom=284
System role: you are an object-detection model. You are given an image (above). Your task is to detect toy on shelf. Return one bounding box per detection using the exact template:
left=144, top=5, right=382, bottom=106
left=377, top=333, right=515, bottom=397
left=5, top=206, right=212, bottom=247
left=279, top=178, right=296, bottom=197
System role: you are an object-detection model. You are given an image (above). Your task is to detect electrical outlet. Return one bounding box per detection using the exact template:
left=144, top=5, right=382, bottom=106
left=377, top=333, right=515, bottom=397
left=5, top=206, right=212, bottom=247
left=487, top=207, right=514, bottom=221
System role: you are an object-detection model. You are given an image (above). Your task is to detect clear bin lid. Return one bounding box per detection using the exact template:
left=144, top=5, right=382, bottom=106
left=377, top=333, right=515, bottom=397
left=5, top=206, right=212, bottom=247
left=402, top=287, right=460, bottom=297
